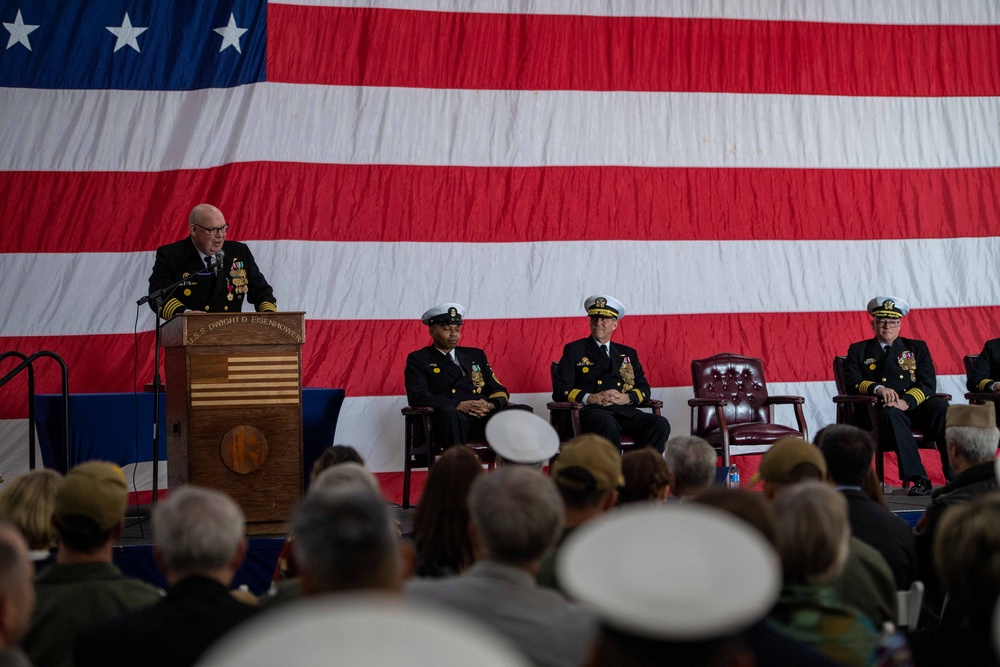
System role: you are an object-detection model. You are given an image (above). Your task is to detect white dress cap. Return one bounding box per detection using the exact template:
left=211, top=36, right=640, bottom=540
left=485, top=410, right=560, bottom=464
left=583, top=295, right=625, bottom=320
left=557, top=504, right=780, bottom=641
left=198, top=593, right=530, bottom=667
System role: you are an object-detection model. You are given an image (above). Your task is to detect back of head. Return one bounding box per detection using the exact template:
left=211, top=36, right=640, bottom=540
left=468, top=467, right=564, bottom=566
left=54, top=461, right=128, bottom=554
left=0, top=469, right=62, bottom=551
left=553, top=434, right=623, bottom=510
left=619, top=448, right=670, bottom=505
left=691, top=488, right=777, bottom=547
left=815, top=424, right=875, bottom=487
left=411, top=446, right=483, bottom=575
left=0, top=520, right=34, bottom=646
left=153, top=486, right=245, bottom=577
left=934, top=492, right=1000, bottom=618
left=664, top=436, right=716, bottom=497
left=946, top=404, right=1000, bottom=465
left=311, top=463, right=381, bottom=497
left=772, top=481, right=850, bottom=583
left=292, top=486, right=401, bottom=595
left=755, top=437, right=827, bottom=498
left=309, top=445, right=365, bottom=484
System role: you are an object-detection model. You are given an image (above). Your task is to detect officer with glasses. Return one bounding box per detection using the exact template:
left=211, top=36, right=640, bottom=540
left=147, top=203, right=277, bottom=319
left=843, top=296, right=949, bottom=496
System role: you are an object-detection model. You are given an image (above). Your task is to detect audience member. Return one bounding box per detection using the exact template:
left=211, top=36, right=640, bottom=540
left=308, top=445, right=364, bottom=486
left=618, top=447, right=670, bottom=504
left=693, top=490, right=842, bottom=667
left=768, top=482, right=879, bottom=666
left=275, top=451, right=374, bottom=584
left=200, top=594, right=530, bottom=667
left=756, top=437, right=897, bottom=628
left=0, top=520, right=34, bottom=667
left=910, top=493, right=1000, bottom=667
left=664, top=435, right=716, bottom=499
left=485, top=409, right=560, bottom=469
left=559, top=504, right=780, bottom=667
left=22, top=461, right=161, bottom=667
left=0, top=468, right=61, bottom=570
left=536, top=434, right=622, bottom=591
left=411, top=446, right=483, bottom=578
left=914, top=403, right=999, bottom=626
left=74, top=486, right=255, bottom=667
left=816, top=424, right=916, bottom=588
left=292, top=486, right=402, bottom=595
left=312, top=462, right=382, bottom=497
left=406, top=467, right=596, bottom=667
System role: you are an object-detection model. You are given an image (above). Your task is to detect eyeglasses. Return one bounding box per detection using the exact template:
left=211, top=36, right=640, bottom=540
left=874, top=319, right=901, bottom=327
left=192, top=223, right=229, bottom=237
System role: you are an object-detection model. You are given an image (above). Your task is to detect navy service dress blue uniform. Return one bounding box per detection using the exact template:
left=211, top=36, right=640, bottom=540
left=842, top=297, right=948, bottom=492
left=404, top=304, right=528, bottom=447
left=147, top=238, right=277, bottom=318
left=966, top=338, right=1000, bottom=427
left=552, top=295, right=670, bottom=452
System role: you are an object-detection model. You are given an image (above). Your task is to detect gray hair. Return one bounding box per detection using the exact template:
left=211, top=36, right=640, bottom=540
left=311, top=463, right=381, bottom=497
left=292, top=487, right=400, bottom=593
left=664, top=436, right=717, bottom=497
left=468, top=467, right=564, bottom=566
left=772, top=481, right=849, bottom=584
left=153, top=486, right=245, bottom=575
left=946, top=425, right=999, bottom=464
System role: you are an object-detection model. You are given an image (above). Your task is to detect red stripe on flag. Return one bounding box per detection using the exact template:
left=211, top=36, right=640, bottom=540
left=5, top=165, right=1000, bottom=252
left=2, top=306, right=995, bottom=418
left=268, top=6, right=1000, bottom=96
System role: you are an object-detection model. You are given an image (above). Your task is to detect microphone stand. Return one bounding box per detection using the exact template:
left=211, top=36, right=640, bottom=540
left=136, top=263, right=221, bottom=510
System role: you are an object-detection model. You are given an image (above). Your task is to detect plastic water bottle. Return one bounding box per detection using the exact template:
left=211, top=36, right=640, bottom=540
left=729, top=467, right=740, bottom=488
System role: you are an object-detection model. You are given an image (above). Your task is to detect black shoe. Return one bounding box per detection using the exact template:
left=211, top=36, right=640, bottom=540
left=908, top=477, right=932, bottom=496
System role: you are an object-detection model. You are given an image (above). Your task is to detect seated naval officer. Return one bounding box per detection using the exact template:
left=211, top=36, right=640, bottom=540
left=404, top=303, right=527, bottom=447
left=965, top=338, right=1000, bottom=427
left=147, top=203, right=277, bottom=318
left=552, top=295, right=670, bottom=452
left=842, top=296, right=948, bottom=496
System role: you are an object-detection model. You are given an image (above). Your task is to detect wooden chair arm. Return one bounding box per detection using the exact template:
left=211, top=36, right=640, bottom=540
left=765, top=395, right=805, bottom=405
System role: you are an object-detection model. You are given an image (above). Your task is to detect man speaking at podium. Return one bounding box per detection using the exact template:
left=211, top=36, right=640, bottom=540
left=147, top=204, right=277, bottom=319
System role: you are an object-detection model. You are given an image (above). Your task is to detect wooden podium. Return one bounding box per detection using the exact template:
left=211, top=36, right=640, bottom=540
left=162, top=312, right=305, bottom=534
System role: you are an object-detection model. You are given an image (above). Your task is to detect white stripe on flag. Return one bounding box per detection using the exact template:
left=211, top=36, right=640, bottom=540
left=3, top=86, right=997, bottom=172
left=4, top=237, right=1000, bottom=337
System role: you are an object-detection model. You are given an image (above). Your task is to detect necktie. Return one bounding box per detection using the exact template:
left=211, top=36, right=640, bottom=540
left=600, top=344, right=609, bottom=358
left=204, top=256, right=213, bottom=271
left=451, top=352, right=464, bottom=375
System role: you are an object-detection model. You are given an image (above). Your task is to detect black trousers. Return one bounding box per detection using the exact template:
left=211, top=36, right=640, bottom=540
left=858, top=395, right=949, bottom=481
left=579, top=406, right=671, bottom=453
left=431, top=403, right=534, bottom=447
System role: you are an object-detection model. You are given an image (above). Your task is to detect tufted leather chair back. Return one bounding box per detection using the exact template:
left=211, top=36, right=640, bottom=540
left=964, top=354, right=980, bottom=382
left=691, top=353, right=772, bottom=435
left=832, top=356, right=859, bottom=425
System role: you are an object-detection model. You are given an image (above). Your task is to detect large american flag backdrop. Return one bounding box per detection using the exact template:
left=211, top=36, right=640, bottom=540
left=2, top=0, right=999, bottom=500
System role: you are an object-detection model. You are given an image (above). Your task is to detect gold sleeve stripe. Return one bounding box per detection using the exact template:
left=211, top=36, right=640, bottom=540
left=631, top=389, right=645, bottom=404
left=567, top=389, right=582, bottom=402
left=162, top=298, right=184, bottom=319
left=904, top=388, right=926, bottom=405
left=489, top=391, right=508, bottom=400
left=258, top=302, right=278, bottom=312
left=979, top=379, right=995, bottom=391
left=857, top=381, right=874, bottom=394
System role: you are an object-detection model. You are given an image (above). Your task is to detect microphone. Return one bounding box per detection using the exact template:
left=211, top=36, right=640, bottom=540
left=212, top=250, right=225, bottom=273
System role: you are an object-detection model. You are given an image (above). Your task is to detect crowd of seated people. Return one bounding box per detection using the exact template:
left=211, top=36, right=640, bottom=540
left=4, top=405, right=1000, bottom=667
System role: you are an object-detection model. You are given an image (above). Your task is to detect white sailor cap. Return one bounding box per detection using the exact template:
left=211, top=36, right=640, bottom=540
left=867, top=296, right=909, bottom=319
left=584, top=295, right=625, bottom=320
left=201, top=593, right=530, bottom=667
left=485, top=410, right=560, bottom=465
left=558, top=504, right=780, bottom=641
left=421, top=303, right=465, bottom=326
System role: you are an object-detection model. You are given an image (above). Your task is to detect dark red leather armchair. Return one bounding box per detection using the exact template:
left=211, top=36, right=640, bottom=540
left=689, top=353, right=807, bottom=467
